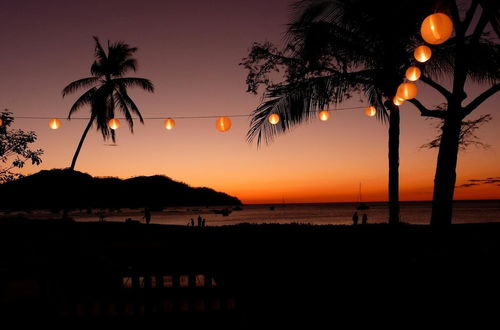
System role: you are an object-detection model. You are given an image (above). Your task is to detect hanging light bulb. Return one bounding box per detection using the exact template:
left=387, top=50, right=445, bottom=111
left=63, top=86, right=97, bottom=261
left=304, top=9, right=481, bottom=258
left=364, top=106, right=376, bottom=117
left=414, top=45, right=432, bottom=63
left=421, top=13, right=454, bottom=45
left=48, top=118, right=61, bottom=130
left=215, top=116, right=231, bottom=132
left=108, top=118, right=120, bottom=130
left=393, top=96, right=405, bottom=106
left=318, top=110, right=330, bottom=121
left=405, top=66, right=421, bottom=81
left=268, top=114, right=280, bottom=125
left=164, top=118, right=175, bottom=130
left=396, top=82, right=418, bottom=100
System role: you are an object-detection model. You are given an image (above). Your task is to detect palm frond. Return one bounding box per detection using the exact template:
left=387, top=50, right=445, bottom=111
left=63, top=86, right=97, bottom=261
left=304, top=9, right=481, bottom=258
left=248, top=74, right=350, bottom=145
left=116, top=85, right=144, bottom=123
left=112, top=77, right=154, bottom=93
left=62, top=77, right=99, bottom=97
left=68, top=87, right=97, bottom=118
left=121, top=58, right=138, bottom=74
left=92, top=36, right=107, bottom=62
left=464, top=38, right=500, bottom=85
left=113, top=93, right=134, bottom=132
left=90, top=84, right=116, bottom=141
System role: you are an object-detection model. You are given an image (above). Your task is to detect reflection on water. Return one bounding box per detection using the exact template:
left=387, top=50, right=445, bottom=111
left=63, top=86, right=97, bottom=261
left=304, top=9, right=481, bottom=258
left=4, top=201, right=499, bottom=225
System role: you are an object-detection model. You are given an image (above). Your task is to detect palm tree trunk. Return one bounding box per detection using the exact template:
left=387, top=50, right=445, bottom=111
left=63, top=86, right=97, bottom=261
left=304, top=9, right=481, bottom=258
left=70, top=114, right=96, bottom=171
left=430, top=113, right=461, bottom=226
left=388, top=105, right=400, bottom=224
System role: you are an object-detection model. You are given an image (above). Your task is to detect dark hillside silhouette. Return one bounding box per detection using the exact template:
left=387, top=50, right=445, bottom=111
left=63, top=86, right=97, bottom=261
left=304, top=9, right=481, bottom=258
left=0, top=169, right=241, bottom=211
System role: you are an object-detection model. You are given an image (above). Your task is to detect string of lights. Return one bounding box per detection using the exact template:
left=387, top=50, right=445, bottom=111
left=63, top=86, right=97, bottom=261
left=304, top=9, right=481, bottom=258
left=9, top=106, right=367, bottom=120
left=2, top=106, right=370, bottom=132
left=2, top=14, right=453, bottom=132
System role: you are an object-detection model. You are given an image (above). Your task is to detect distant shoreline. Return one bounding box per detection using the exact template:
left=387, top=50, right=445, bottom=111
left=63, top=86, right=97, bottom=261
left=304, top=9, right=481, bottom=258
left=244, top=199, right=500, bottom=205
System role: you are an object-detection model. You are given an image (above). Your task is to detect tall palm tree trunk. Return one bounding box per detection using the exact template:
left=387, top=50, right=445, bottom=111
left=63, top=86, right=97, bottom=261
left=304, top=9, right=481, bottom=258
left=430, top=113, right=461, bottom=226
left=70, top=114, right=96, bottom=171
left=388, top=105, right=400, bottom=224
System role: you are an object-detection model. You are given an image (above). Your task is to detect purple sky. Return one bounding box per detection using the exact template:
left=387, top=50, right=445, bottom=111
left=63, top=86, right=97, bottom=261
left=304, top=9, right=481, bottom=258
left=1, top=0, right=499, bottom=203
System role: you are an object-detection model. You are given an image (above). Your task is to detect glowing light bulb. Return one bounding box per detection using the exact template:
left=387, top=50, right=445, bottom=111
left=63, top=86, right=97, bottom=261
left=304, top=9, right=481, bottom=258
left=48, top=118, right=61, bottom=130
left=318, top=110, right=330, bottom=121
left=268, top=114, right=280, bottom=125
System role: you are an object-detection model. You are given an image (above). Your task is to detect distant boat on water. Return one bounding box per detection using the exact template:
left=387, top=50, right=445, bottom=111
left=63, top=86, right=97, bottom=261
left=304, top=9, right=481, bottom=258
left=213, top=208, right=232, bottom=216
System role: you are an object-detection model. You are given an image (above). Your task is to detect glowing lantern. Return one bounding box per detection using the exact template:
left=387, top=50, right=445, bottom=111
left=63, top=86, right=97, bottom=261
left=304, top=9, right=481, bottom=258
left=365, top=106, right=376, bottom=117
left=414, top=45, right=432, bottom=63
left=397, top=82, right=418, bottom=100
left=0, top=118, right=3, bottom=127
left=318, top=110, right=330, bottom=121
left=421, top=13, right=453, bottom=45
left=108, top=118, right=120, bottom=130
left=268, top=114, right=280, bottom=125
left=393, top=96, right=405, bottom=106
left=215, top=116, right=231, bottom=132
left=164, top=118, right=175, bottom=130
left=48, top=118, right=61, bottom=130
left=405, top=66, right=421, bottom=81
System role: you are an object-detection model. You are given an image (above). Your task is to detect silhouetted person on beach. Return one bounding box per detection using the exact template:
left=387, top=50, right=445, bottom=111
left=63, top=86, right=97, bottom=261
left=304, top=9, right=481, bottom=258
left=144, top=207, right=151, bottom=224
left=352, top=212, right=358, bottom=225
left=197, top=215, right=202, bottom=227
left=190, top=218, right=195, bottom=226
left=202, top=218, right=206, bottom=227
left=362, top=213, right=368, bottom=225
left=98, top=210, right=106, bottom=222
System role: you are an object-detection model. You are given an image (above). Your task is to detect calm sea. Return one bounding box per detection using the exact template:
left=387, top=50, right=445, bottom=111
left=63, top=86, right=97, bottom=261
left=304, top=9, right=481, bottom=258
left=41, top=200, right=500, bottom=226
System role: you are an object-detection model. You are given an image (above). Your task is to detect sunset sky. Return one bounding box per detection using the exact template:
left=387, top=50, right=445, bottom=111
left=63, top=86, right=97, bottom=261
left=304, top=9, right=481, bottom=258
left=0, top=0, right=498, bottom=204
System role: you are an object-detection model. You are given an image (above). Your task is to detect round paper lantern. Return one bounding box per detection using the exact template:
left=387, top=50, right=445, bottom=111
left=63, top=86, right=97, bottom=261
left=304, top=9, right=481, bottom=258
left=414, top=45, right=432, bottom=63
left=365, top=106, right=376, bottom=117
left=406, top=66, right=421, bottom=81
left=164, top=118, right=175, bottom=130
left=397, top=82, right=418, bottom=100
left=48, top=118, right=61, bottom=130
left=421, top=13, right=453, bottom=45
left=268, top=114, right=280, bottom=125
left=108, top=118, right=120, bottom=130
left=215, top=116, right=231, bottom=132
left=318, top=110, right=330, bottom=121
left=393, top=96, right=405, bottom=106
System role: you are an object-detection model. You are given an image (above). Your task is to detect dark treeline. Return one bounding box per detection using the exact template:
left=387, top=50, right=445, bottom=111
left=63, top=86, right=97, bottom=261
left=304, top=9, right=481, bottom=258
left=0, top=169, right=241, bottom=211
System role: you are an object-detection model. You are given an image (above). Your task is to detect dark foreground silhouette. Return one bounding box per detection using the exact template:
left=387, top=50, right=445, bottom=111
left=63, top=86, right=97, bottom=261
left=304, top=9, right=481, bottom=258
left=1, top=219, right=499, bottom=328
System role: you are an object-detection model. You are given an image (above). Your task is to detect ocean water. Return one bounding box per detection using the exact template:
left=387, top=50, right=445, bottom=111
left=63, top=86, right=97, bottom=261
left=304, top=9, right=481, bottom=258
left=23, top=200, right=498, bottom=226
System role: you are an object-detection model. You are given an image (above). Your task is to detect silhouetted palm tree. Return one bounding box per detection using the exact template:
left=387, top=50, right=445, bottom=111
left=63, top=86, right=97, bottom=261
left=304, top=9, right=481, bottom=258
left=63, top=36, right=154, bottom=170
left=243, top=0, right=435, bottom=224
